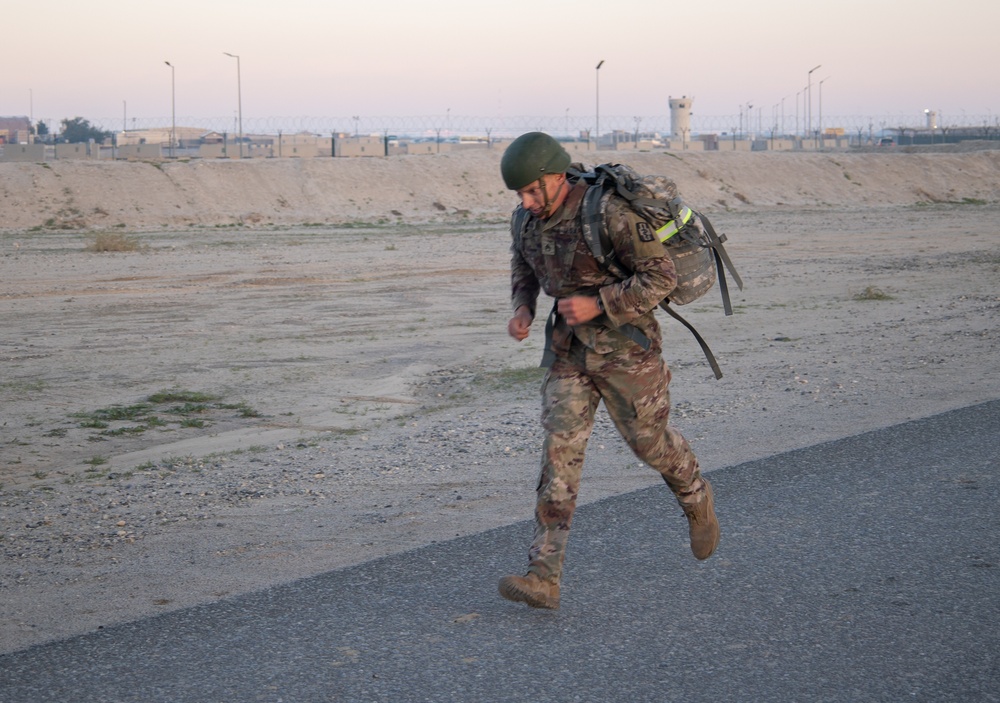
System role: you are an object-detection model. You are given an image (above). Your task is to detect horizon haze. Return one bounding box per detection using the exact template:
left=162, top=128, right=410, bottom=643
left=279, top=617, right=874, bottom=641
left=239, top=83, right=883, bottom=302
left=3, top=0, right=998, bottom=134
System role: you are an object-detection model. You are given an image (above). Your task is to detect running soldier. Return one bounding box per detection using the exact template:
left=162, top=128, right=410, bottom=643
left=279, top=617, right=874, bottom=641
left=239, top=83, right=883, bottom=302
left=498, top=132, right=719, bottom=610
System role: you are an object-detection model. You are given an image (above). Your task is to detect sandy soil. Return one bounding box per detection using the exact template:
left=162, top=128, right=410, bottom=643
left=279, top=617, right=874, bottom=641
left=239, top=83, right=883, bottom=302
left=1, top=148, right=998, bottom=654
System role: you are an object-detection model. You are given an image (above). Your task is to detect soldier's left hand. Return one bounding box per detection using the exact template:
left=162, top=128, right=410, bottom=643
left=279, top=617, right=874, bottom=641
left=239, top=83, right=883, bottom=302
left=557, top=296, right=602, bottom=326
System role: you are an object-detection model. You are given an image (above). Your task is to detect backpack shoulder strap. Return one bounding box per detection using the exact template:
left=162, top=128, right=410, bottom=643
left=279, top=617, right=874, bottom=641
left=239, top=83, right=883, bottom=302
left=511, top=206, right=531, bottom=250
left=580, top=177, right=629, bottom=281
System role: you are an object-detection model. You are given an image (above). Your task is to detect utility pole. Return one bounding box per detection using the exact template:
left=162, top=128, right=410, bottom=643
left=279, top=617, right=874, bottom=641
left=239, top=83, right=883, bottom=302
left=223, top=52, right=243, bottom=158
left=164, top=61, right=176, bottom=157
left=595, top=60, right=605, bottom=150
left=807, top=64, right=821, bottom=142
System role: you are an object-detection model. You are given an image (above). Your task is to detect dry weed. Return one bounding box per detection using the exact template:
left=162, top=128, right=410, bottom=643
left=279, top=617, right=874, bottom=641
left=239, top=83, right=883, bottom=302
left=86, top=233, right=141, bottom=252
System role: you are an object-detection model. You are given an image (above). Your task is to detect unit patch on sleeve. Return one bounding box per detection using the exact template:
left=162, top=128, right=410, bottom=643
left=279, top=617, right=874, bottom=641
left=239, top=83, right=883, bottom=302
left=635, top=221, right=656, bottom=242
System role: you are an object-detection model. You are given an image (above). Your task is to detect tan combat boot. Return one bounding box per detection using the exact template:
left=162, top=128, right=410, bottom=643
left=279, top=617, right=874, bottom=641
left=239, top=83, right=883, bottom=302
left=680, top=478, right=720, bottom=560
left=498, top=572, right=560, bottom=609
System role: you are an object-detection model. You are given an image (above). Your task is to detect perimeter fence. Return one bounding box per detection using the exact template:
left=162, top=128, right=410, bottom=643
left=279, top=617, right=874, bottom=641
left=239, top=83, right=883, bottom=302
left=84, top=113, right=1000, bottom=140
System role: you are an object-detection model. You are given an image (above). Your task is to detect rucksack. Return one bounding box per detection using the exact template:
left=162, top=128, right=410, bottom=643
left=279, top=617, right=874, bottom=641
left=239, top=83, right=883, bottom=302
left=512, top=162, right=743, bottom=379
left=575, top=162, right=743, bottom=378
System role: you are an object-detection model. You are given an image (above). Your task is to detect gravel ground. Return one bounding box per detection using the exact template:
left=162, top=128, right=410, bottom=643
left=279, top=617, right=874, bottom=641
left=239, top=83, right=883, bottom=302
left=2, top=204, right=999, bottom=654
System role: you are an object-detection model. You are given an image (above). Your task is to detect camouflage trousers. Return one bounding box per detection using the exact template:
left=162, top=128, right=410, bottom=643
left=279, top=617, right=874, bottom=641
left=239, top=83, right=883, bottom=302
left=527, top=340, right=703, bottom=582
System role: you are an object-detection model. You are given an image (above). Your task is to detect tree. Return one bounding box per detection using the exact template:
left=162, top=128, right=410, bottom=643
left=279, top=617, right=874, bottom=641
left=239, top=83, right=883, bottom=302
left=60, top=117, right=111, bottom=144
left=35, top=121, right=49, bottom=136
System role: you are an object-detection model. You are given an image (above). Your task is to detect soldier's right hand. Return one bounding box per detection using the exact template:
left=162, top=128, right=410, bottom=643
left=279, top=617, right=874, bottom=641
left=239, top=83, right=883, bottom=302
left=508, top=306, right=533, bottom=341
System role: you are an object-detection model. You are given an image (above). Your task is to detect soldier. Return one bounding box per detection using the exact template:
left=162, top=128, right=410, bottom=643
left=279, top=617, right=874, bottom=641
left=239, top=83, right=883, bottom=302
left=498, top=132, right=719, bottom=610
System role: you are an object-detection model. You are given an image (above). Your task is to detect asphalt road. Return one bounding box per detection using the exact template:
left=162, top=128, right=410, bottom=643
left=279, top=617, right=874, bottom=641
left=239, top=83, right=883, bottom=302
left=2, top=400, right=998, bottom=703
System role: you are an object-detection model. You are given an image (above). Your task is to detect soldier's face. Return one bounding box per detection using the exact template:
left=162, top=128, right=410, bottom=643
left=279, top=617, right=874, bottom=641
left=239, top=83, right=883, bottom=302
left=516, top=174, right=568, bottom=219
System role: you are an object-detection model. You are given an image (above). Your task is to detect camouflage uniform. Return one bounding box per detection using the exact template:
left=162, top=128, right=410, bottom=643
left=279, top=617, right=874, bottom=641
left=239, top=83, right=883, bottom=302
left=511, top=179, right=707, bottom=582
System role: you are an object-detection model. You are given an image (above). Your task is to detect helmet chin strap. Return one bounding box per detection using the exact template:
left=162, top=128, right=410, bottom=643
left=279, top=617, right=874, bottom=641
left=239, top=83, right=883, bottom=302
left=538, top=174, right=567, bottom=219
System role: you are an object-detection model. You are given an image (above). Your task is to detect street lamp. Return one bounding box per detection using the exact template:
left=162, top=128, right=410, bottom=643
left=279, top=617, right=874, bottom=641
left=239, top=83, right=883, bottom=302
left=819, top=75, right=831, bottom=146
left=595, top=59, right=604, bottom=150
left=223, top=52, right=243, bottom=158
left=807, top=64, right=821, bottom=141
left=796, top=90, right=801, bottom=138
left=164, top=61, right=175, bottom=158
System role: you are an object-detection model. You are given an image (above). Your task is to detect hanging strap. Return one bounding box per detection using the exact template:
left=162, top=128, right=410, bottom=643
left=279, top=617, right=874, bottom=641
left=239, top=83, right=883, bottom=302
left=540, top=302, right=558, bottom=368
left=658, top=303, right=723, bottom=380
left=537, top=291, right=724, bottom=380
left=697, top=214, right=744, bottom=316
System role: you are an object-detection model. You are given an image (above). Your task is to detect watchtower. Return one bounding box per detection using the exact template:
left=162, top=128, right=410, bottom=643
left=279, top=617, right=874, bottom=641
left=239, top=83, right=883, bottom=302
left=669, top=96, right=693, bottom=140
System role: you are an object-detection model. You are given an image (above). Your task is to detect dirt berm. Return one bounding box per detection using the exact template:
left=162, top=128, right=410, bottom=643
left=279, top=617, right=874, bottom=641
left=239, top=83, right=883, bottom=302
left=2, top=146, right=999, bottom=232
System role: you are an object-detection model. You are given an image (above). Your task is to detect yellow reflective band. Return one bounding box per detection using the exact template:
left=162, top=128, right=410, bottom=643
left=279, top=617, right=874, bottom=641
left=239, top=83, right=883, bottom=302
left=656, top=206, right=693, bottom=242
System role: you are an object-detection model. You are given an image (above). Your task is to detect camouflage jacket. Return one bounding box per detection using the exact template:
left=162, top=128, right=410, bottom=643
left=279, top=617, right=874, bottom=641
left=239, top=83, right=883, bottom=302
left=510, top=179, right=678, bottom=356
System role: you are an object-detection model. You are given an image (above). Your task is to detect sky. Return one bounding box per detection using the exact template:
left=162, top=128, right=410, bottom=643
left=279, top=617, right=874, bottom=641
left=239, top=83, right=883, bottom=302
left=3, top=0, right=998, bottom=134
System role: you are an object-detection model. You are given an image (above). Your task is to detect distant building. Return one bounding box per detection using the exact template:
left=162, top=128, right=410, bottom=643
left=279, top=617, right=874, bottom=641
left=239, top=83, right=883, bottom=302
left=0, top=116, right=32, bottom=144
left=116, top=126, right=209, bottom=147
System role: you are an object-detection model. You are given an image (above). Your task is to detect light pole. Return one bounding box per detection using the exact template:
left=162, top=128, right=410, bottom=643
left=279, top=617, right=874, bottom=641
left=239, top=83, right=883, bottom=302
left=223, top=52, right=243, bottom=158
left=819, top=75, right=830, bottom=146
left=796, top=90, right=801, bottom=138
left=164, top=61, right=175, bottom=158
left=807, top=64, right=821, bottom=142
left=595, top=59, right=604, bottom=150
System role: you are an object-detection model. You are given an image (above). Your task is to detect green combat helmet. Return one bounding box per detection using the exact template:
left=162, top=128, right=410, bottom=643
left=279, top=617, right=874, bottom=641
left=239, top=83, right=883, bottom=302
left=501, top=132, right=571, bottom=190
